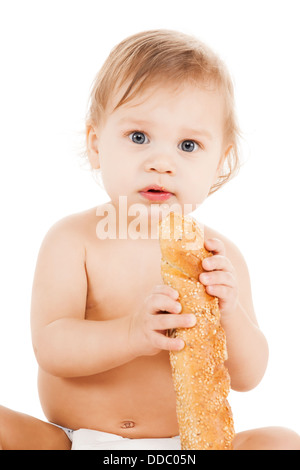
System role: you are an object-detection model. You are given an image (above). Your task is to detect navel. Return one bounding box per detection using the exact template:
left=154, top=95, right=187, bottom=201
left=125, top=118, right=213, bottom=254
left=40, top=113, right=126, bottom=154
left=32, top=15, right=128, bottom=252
left=120, top=420, right=135, bottom=429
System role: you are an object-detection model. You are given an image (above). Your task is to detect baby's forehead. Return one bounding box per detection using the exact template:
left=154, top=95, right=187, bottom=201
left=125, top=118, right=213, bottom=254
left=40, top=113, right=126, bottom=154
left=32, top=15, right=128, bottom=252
left=110, top=80, right=223, bottom=116
left=104, top=81, right=225, bottom=139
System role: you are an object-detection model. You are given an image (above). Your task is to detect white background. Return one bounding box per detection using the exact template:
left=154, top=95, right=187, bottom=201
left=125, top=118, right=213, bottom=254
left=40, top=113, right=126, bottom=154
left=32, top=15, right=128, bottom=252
left=0, top=0, right=299, bottom=436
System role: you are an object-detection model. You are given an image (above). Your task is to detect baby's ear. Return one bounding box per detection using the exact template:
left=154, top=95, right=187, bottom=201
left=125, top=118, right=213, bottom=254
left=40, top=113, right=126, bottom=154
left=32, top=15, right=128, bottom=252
left=214, top=144, right=232, bottom=181
left=219, top=144, right=232, bottom=171
left=86, top=125, right=101, bottom=169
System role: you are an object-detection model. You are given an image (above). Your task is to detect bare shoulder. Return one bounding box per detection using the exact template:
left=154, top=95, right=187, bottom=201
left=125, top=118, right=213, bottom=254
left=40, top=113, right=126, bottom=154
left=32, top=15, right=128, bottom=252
left=204, top=224, right=246, bottom=268
left=36, top=203, right=111, bottom=273
left=31, top=207, right=100, bottom=333
left=36, top=206, right=104, bottom=262
left=204, top=224, right=258, bottom=325
left=43, top=206, right=99, bottom=241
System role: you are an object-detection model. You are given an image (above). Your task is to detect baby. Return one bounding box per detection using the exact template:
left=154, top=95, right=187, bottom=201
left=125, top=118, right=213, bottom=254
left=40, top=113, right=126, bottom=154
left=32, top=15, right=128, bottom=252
left=1, top=29, right=299, bottom=450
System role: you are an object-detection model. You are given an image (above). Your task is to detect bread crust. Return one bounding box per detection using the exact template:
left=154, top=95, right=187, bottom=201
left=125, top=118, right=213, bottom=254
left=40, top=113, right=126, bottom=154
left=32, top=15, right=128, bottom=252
left=159, top=212, right=235, bottom=450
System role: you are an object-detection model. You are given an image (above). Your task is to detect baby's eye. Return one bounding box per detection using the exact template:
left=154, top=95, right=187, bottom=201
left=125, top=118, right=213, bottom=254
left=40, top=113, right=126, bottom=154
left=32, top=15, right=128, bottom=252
left=179, top=140, right=199, bottom=152
left=129, top=131, right=149, bottom=144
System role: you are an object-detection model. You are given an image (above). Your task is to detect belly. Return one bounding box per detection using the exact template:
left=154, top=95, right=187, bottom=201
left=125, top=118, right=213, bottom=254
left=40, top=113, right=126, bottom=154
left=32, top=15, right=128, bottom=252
left=38, top=352, right=179, bottom=438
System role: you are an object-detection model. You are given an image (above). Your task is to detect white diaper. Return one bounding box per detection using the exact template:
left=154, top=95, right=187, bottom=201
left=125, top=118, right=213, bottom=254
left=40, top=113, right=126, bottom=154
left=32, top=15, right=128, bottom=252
left=71, top=428, right=181, bottom=450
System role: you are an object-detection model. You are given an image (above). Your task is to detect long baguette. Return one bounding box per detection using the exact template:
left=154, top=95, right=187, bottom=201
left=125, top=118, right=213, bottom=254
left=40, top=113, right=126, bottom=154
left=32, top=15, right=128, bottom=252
left=159, top=211, right=235, bottom=450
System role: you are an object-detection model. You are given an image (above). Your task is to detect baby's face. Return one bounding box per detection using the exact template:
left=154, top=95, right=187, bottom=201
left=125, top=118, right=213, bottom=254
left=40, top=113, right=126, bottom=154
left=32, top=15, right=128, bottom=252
left=89, top=81, right=230, bottom=216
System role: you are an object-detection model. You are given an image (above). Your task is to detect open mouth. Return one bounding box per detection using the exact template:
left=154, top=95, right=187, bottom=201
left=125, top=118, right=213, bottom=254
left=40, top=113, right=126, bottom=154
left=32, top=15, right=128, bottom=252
left=139, top=186, right=174, bottom=201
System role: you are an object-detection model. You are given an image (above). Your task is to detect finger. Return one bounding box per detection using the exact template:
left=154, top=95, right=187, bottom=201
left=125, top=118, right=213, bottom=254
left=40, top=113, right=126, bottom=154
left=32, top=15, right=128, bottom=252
left=202, top=254, right=234, bottom=273
left=200, top=271, right=235, bottom=288
left=151, top=331, right=185, bottom=352
left=151, top=284, right=179, bottom=300
left=204, top=238, right=226, bottom=255
left=152, top=313, right=197, bottom=331
left=148, top=293, right=182, bottom=315
left=205, top=284, right=232, bottom=299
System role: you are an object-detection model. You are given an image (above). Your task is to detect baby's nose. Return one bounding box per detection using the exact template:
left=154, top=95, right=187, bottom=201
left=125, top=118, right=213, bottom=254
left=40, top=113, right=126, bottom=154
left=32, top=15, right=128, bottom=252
left=144, top=154, right=176, bottom=175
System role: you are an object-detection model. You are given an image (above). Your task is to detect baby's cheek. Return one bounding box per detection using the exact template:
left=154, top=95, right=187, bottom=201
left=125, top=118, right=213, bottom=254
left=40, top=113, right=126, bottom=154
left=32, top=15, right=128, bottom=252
left=181, top=185, right=208, bottom=208
left=190, top=176, right=213, bottom=203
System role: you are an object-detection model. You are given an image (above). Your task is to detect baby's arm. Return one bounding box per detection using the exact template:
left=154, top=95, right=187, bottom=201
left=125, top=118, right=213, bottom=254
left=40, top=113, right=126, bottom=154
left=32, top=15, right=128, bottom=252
left=200, top=235, right=269, bottom=391
left=31, top=217, right=190, bottom=378
left=30, top=217, right=134, bottom=377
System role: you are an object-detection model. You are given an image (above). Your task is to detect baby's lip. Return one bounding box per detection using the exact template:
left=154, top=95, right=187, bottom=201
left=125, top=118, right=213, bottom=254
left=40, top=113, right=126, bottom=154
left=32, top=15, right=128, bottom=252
left=140, top=185, right=174, bottom=194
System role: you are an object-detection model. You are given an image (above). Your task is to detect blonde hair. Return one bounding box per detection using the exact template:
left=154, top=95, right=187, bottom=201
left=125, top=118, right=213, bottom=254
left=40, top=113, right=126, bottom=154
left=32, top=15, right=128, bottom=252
left=85, top=29, right=241, bottom=195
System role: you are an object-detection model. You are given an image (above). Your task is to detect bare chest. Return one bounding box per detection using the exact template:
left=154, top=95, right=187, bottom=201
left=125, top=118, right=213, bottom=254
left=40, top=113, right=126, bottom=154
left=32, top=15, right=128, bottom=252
left=84, top=238, right=163, bottom=321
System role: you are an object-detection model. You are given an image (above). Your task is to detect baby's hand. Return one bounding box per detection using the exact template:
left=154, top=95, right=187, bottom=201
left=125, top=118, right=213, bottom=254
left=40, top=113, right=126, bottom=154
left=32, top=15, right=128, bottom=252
left=199, top=238, right=238, bottom=317
left=128, top=285, right=196, bottom=357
